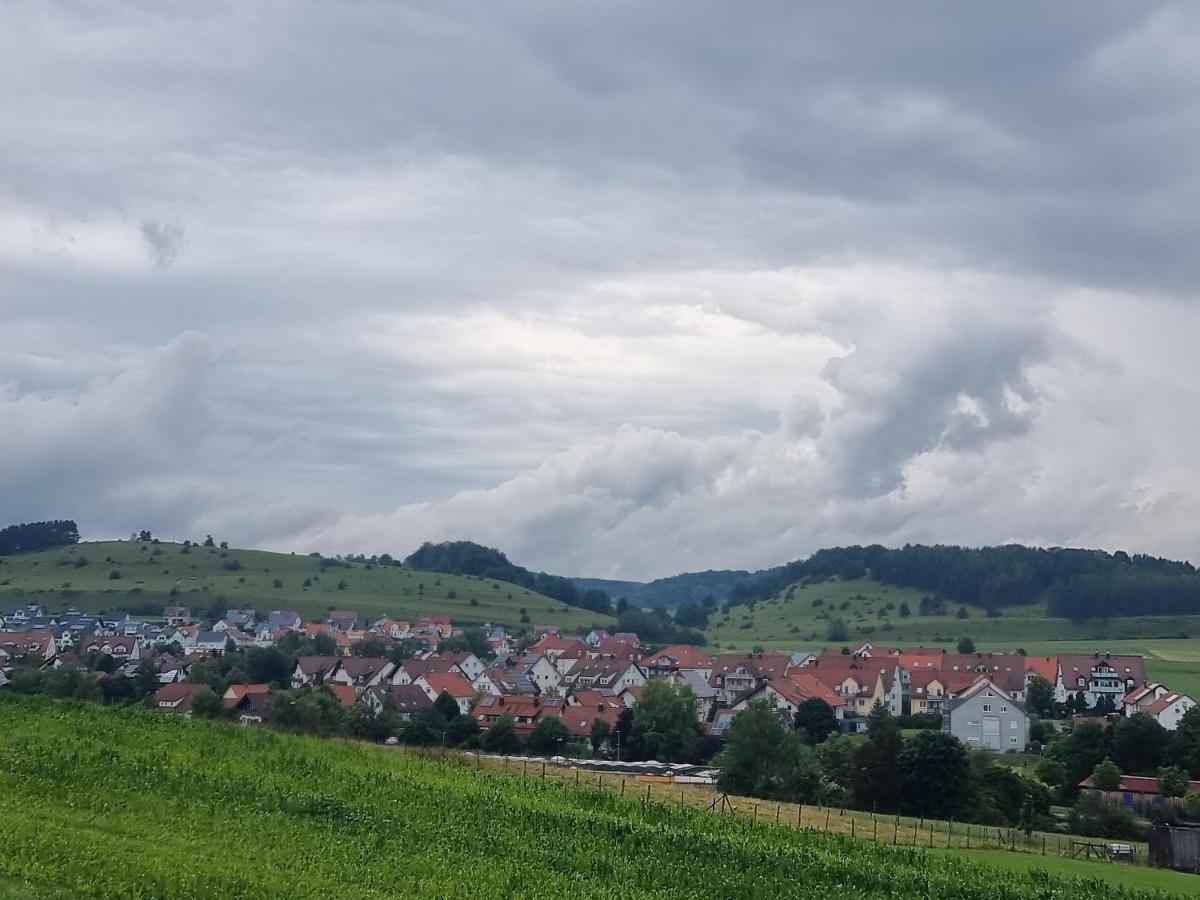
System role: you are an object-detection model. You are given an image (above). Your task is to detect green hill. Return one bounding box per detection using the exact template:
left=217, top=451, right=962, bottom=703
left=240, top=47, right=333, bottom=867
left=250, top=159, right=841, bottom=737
left=0, top=695, right=1179, bottom=899
left=705, top=574, right=1200, bottom=652
left=0, top=540, right=612, bottom=631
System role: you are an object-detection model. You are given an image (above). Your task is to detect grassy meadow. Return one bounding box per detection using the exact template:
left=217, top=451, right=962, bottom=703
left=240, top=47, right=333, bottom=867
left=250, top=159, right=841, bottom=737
left=0, top=694, right=1188, bottom=899
left=705, top=576, right=1200, bottom=690
left=0, top=541, right=612, bottom=631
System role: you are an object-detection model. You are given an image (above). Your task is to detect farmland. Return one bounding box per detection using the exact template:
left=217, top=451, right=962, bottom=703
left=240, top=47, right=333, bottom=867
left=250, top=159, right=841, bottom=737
left=0, top=541, right=611, bottom=631
left=0, top=695, right=1188, bottom=899
left=705, top=576, right=1200, bottom=691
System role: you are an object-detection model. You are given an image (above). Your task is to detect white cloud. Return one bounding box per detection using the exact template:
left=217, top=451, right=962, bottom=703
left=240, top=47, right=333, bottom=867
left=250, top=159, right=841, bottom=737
left=2, top=3, right=1199, bottom=579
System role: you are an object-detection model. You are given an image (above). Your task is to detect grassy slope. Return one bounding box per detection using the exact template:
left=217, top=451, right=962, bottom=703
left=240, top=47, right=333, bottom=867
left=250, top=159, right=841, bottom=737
left=0, top=541, right=612, bottom=631
left=0, top=695, right=1186, bottom=899
left=706, top=576, right=1200, bottom=690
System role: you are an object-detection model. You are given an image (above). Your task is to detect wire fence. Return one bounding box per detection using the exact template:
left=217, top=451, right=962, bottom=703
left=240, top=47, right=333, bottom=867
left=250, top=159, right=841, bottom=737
left=453, top=750, right=1148, bottom=863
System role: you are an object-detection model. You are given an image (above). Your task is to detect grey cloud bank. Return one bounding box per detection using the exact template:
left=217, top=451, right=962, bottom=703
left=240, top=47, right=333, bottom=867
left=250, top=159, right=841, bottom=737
left=2, top=3, right=1199, bottom=580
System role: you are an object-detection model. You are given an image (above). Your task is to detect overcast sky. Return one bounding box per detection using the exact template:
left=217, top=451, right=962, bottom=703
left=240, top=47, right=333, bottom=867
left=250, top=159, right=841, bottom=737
left=4, top=3, right=1200, bottom=580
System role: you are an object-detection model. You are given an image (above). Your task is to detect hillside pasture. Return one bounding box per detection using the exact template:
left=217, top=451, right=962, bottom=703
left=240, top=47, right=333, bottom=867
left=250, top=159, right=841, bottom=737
left=705, top=576, right=1200, bottom=659
left=0, top=541, right=611, bottom=631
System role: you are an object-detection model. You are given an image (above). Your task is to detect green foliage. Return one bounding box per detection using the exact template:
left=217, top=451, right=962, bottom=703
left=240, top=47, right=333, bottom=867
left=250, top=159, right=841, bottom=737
left=1171, top=705, right=1200, bottom=777
left=480, top=711, right=521, bottom=754
left=898, top=731, right=970, bottom=819
left=1025, top=676, right=1056, bottom=718
left=0, top=694, right=1162, bottom=899
left=852, top=702, right=903, bottom=811
left=1068, top=792, right=1142, bottom=840
left=1110, top=713, right=1168, bottom=775
left=792, top=698, right=838, bottom=745
left=527, top=715, right=571, bottom=755
left=0, top=520, right=79, bottom=555
left=190, top=688, right=225, bottom=720
left=716, top=702, right=819, bottom=802
left=1091, top=758, right=1122, bottom=791
left=630, top=679, right=702, bottom=763
left=1057, top=721, right=1108, bottom=798
left=1034, top=757, right=1066, bottom=788
left=1157, top=765, right=1190, bottom=798
left=433, top=691, right=461, bottom=721
left=957, top=636, right=974, bottom=654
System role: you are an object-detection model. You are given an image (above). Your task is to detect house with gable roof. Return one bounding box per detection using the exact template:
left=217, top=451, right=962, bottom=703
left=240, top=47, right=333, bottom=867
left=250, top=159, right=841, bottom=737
left=943, top=677, right=1028, bottom=751
left=1055, top=653, right=1147, bottom=707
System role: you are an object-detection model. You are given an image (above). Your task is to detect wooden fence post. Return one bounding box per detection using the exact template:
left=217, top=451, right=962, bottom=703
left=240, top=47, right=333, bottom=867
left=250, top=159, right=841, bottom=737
left=776, top=804, right=781, bottom=824
left=620, top=779, right=626, bottom=796
left=798, top=804, right=803, bottom=826
left=825, top=808, right=831, bottom=831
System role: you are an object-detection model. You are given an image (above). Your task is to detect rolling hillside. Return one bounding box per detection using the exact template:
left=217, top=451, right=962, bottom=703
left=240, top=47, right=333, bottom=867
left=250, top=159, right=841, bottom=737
left=0, top=541, right=612, bottom=631
left=704, top=575, right=1200, bottom=696
left=0, top=695, right=1181, bottom=899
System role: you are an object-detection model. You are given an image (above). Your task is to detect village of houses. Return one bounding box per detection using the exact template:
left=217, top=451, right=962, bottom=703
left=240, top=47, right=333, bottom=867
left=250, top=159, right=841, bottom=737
left=2, top=601, right=1195, bottom=774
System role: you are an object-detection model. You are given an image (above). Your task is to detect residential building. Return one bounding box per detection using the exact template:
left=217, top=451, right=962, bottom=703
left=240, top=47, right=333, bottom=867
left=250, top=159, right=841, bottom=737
left=943, top=678, right=1028, bottom=751
left=415, top=672, right=477, bottom=714
left=152, top=683, right=208, bottom=715
left=1055, top=653, right=1148, bottom=707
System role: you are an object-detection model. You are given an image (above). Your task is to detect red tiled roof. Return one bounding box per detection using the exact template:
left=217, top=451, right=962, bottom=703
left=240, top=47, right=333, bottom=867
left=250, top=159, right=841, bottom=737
left=1024, top=656, right=1058, bottom=682
left=644, top=645, right=716, bottom=670
left=1080, top=774, right=1200, bottom=794
left=778, top=671, right=846, bottom=708
left=1146, top=692, right=1192, bottom=716
left=471, top=694, right=566, bottom=731
left=421, top=672, right=476, bottom=698
left=328, top=685, right=359, bottom=707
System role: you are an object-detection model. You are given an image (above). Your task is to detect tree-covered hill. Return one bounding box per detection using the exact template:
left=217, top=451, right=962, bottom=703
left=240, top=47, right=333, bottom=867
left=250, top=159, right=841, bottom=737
left=728, top=544, right=1200, bottom=619
left=405, top=541, right=615, bottom=616
left=571, top=569, right=764, bottom=610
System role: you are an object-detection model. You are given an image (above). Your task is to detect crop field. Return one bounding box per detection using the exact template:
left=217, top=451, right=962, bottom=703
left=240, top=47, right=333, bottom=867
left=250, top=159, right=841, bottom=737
left=0, top=695, right=1188, bottom=899
left=0, top=541, right=611, bottom=631
left=705, top=576, right=1200, bottom=660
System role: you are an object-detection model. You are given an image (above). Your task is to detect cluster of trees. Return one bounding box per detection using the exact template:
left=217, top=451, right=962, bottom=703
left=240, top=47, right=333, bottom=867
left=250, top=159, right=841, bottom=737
left=727, top=543, right=1200, bottom=618
left=717, top=701, right=1051, bottom=829
left=0, top=520, right=80, bottom=555
left=6, top=655, right=170, bottom=708
left=1035, top=709, right=1200, bottom=798
left=571, top=570, right=759, bottom=611
left=404, top=541, right=615, bottom=616
left=613, top=607, right=707, bottom=646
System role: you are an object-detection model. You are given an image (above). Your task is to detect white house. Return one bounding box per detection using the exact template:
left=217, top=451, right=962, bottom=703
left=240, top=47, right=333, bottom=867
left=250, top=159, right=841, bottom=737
left=1144, top=692, right=1196, bottom=731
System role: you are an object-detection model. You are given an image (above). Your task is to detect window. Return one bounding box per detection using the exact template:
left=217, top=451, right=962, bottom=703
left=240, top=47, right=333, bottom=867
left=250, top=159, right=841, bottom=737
left=1000, top=705, right=1008, bottom=713
left=1010, top=720, right=1018, bottom=729
left=1009, top=737, right=1018, bottom=744
left=983, top=704, right=992, bottom=712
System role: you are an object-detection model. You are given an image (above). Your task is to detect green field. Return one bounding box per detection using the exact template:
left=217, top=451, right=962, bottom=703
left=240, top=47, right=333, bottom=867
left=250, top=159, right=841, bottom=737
left=0, top=695, right=1188, bottom=899
left=706, top=576, right=1200, bottom=674
left=0, top=541, right=612, bottom=631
